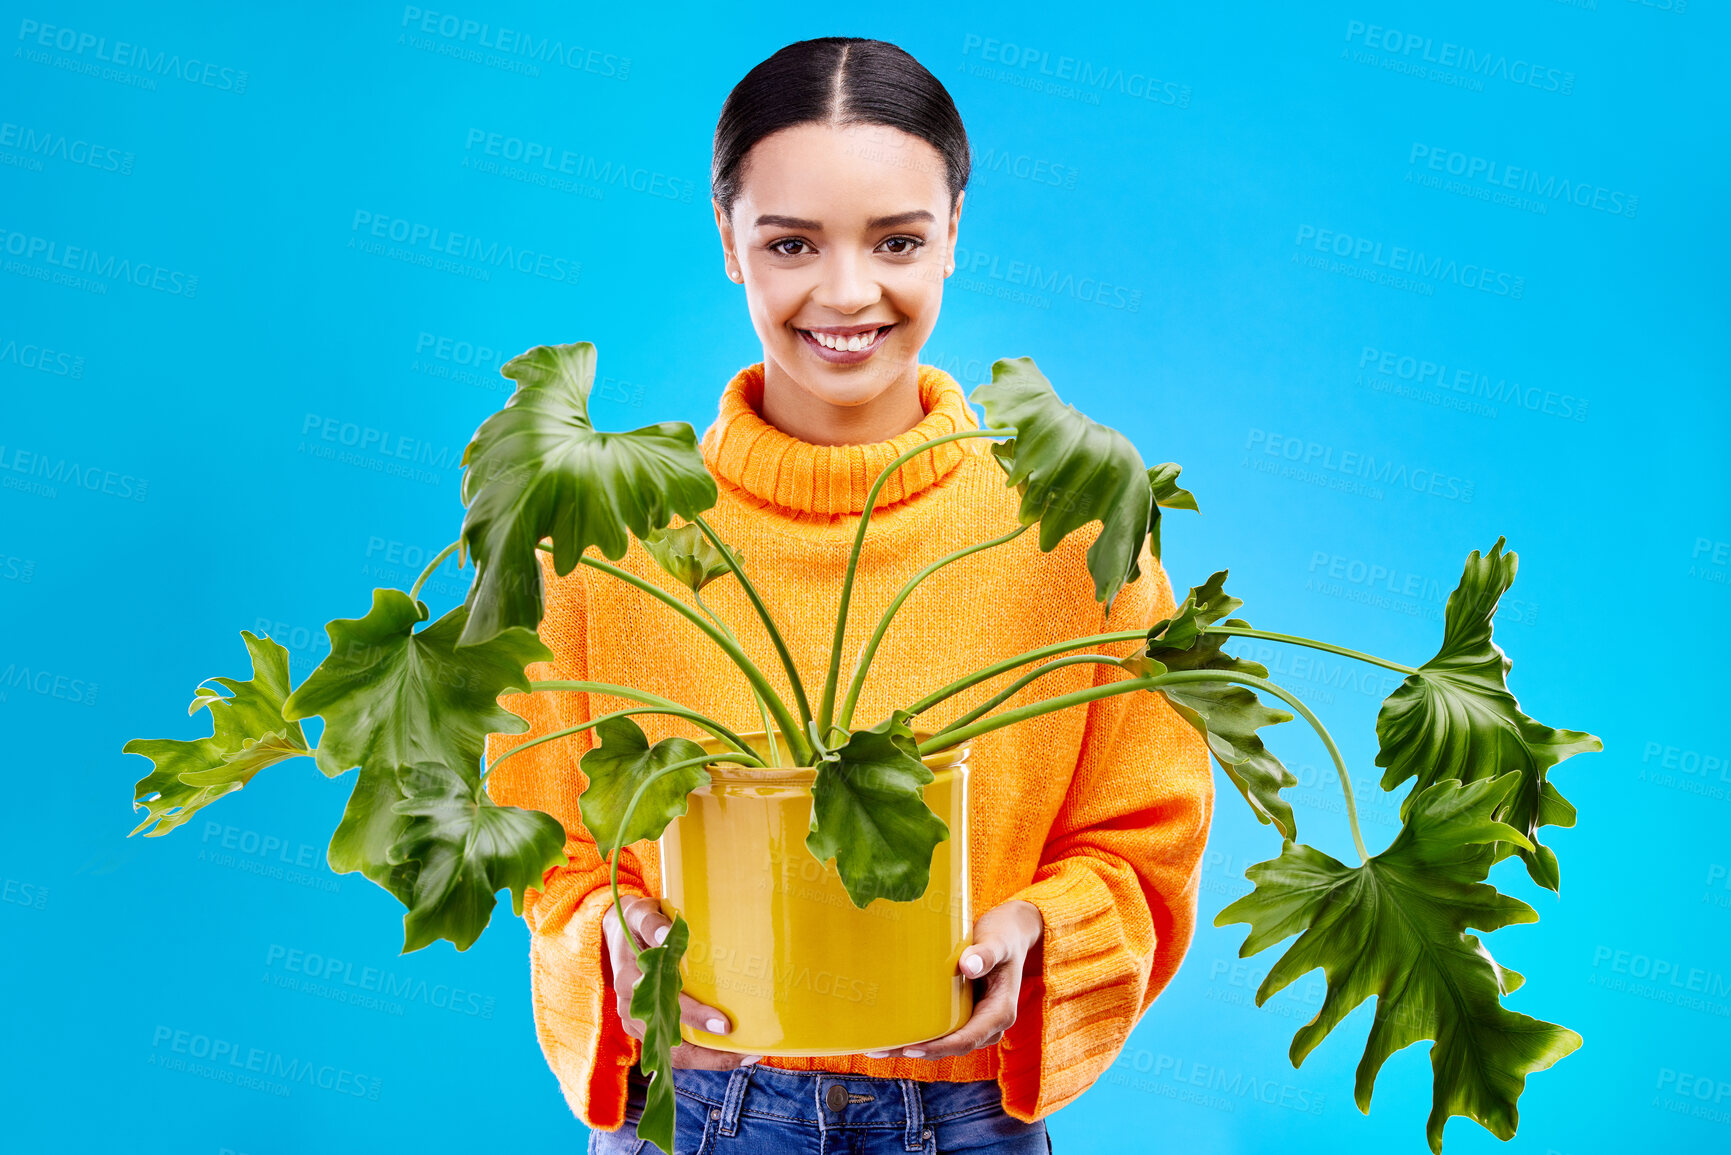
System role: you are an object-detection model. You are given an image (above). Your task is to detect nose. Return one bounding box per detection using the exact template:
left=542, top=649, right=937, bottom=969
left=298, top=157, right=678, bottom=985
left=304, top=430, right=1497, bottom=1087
left=811, top=247, right=881, bottom=315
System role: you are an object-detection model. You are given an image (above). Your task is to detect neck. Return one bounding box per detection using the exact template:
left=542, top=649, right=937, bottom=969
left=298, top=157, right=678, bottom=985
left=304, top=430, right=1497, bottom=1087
left=760, top=354, right=928, bottom=445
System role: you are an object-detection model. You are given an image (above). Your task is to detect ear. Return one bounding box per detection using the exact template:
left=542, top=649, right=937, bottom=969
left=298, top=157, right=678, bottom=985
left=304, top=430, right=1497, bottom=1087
left=713, top=198, right=741, bottom=283
left=945, top=190, right=964, bottom=276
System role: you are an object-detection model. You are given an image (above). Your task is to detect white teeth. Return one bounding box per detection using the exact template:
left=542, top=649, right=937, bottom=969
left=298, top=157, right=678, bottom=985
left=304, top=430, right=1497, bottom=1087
left=809, top=327, right=884, bottom=351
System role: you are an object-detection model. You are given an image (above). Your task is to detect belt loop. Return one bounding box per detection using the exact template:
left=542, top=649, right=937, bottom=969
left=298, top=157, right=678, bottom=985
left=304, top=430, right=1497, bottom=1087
left=900, top=1078, right=926, bottom=1151
left=718, top=1064, right=754, bottom=1136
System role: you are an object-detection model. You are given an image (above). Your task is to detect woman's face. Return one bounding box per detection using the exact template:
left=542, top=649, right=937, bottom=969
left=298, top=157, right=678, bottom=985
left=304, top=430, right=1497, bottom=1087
left=713, top=121, right=961, bottom=410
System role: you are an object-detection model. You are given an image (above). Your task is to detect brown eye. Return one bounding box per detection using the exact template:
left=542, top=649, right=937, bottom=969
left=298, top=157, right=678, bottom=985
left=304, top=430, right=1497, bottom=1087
left=879, top=236, right=924, bottom=255
left=770, top=238, right=811, bottom=257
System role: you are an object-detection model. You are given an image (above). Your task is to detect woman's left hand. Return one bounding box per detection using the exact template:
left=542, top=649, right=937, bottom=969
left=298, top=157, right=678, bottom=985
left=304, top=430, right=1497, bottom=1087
left=863, top=898, right=1044, bottom=1060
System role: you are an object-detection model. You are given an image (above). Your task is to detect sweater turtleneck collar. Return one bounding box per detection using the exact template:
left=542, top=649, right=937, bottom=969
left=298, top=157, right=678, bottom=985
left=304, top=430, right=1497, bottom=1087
left=699, top=362, right=980, bottom=516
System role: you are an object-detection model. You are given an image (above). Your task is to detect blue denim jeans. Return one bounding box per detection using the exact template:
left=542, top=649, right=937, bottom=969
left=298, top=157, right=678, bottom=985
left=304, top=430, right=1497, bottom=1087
left=588, top=1062, right=1053, bottom=1154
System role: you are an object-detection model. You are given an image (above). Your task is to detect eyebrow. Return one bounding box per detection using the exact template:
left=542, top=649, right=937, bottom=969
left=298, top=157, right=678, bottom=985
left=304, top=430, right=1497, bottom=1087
left=753, top=210, right=936, bottom=231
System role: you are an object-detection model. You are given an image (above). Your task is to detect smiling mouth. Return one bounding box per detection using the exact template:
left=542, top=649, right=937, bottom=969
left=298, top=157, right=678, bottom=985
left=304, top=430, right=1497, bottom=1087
left=796, top=324, right=894, bottom=353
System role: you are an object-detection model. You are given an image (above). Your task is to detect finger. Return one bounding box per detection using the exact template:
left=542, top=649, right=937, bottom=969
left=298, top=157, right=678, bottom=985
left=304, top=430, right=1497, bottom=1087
left=623, top=895, right=672, bottom=949
left=958, top=933, right=1011, bottom=980
left=678, top=991, right=733, bottom=1036
left=899, top=970, right=1021, bottom=1059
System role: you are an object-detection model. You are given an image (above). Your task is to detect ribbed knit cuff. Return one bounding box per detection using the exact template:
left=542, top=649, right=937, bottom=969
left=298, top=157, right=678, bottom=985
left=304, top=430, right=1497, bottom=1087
left=530, top=880, right=650, bottom=1131
left=996, top=860, right=1152, bottom=1123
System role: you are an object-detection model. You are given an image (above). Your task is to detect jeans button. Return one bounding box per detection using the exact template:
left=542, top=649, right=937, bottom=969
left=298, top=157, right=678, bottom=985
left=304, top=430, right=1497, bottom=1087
left=826, top=1083, right=848, bottom=1112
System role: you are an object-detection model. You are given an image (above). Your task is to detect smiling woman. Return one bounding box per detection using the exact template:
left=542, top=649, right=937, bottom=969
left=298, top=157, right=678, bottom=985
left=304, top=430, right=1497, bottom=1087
left=479, top=35, right=1212, bottom=1155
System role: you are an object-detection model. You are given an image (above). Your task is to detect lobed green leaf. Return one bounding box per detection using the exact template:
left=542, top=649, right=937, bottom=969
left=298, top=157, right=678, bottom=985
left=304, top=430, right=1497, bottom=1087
left=125, top=631, right=309, bottom=837
left=1215, top=774, right=1580, bottom=1153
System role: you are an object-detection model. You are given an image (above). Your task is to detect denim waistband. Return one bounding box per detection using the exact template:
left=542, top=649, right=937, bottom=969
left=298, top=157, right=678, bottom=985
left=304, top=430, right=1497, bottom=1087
left=629, top=1062, right=1008, bottom=1147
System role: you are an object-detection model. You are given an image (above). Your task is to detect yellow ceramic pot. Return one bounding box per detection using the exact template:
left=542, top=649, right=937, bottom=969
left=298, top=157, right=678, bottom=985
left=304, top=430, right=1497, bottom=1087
left=659, top=729, right=973, bottom=1056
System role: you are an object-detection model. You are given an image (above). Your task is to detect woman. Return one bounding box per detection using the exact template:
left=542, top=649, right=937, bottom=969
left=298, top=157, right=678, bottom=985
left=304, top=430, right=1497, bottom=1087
left=484, top=36, right=1213, bottom=1154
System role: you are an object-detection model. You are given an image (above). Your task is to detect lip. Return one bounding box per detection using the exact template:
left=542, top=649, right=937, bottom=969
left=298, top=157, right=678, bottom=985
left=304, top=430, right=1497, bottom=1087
left=796, top=322, right=895, bottom=365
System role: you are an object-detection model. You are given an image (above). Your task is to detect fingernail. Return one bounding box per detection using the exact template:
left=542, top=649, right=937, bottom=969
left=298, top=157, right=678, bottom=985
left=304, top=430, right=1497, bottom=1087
left=705, top=1017, right=727, bottom=1033
left=864, top=1050, right=890, bottom=1059
left=962, top=953, right=982, bottom=976
left=903, top=1048, right=925, bottom=1058
left=740, top=1054, right=763, bottom=1065
left=653, top=925, right=669, bottom=945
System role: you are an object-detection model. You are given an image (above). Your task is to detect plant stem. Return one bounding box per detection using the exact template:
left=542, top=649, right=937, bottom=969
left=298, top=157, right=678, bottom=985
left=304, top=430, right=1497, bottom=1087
left=542, top=546, right=812, bottom=764
left=929, top=654, right=1128, bottom=742
left=481, top=705, right=758, bottom=780
left=691, top=515, right=814, bottom=741
left=409, top=539, right=462, bottom=603
left=1152, top=669, right=1370, bottom=864
left=835, top=521, right=1032, bottom=733
left=607, top=753, right=742, bottom=966
left=517, top=680, right=764, bottom=757
left=694, top=588, right=780, bottom=767
left=914, top=663, right=1372, bottom=865
left=900, top=629, right=1151, bottom=722
left=818, top=428, right=1007, bottom=738
left=917, top=674, right=1166, bottom=755
left=1203, top=626, right=1415, bottom=675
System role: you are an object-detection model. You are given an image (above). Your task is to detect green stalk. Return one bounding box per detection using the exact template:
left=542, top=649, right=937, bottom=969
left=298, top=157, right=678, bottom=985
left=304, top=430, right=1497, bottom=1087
left=928, top=654, right=1127, bottom=742
left=518, top=680, right=766, bottom=761
left=481, top=705, right=757, bottom=780
left=1203, top=626, right=1416, bottom=675
left=1152, top=669, right=1369, bottom=864
left=834, top=521, right=1032, bottom=733
left=915, top=664, right=1370, bottom=864
left=818, top=428, right=1008, bottom=736
left=606, top=752, right=755, bottom=966
left=690, top=515, right=814, bottom=739
left=409, top=539, right=462, bottom=603
left=899, top=629, right=1151, bottom=722
left=546, top=547, right=811, bottom=764
left=694, top=588, right=780, bottom=767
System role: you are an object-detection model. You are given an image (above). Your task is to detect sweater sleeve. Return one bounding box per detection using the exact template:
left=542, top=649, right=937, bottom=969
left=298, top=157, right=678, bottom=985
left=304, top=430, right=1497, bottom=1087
left=995, top=540, right=1215, bottom=1123
left=482, top=550, right=656, bottom=1131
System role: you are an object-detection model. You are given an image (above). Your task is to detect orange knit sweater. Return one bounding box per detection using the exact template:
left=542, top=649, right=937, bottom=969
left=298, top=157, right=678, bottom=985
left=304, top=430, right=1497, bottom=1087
left=483, top=361, right=1214, bottom=1130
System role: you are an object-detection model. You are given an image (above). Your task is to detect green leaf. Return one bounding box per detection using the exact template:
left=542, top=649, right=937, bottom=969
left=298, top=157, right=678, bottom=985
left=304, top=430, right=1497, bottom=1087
left=806, top=709, right=951, bottom=907
left=630, top=912, right=690, bottom=1153
left=639, top=521, right=736, bottom=593
left=326, top=763, right=419, bottom=906
left=1374, top=539, right=1601, bottom=891
left=970, top=357, right=1155, bottom=612
left=1121, top=572, right=1298, bottom=839
left=457, top=341, right=718, bottom=647
left=386, top=761, right=568, bottom=952
left=1215, top=774, right=1581, bottom=1153
left=577, top=716, right=712, bottom=852
left=281, top=590, right=552, bottom=779
left=126, top=631, right=310, bottom=837
left=1146, top=461, right=1198, bottom=564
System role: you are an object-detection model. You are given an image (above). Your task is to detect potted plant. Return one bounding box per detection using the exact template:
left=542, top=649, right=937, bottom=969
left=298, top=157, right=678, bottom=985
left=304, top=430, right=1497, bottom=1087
left=124, top=341, right=1599, bottom=1154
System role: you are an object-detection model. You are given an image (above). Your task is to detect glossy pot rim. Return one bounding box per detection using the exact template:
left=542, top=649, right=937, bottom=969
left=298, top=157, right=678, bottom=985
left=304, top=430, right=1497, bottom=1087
left=692, top=727, right=971, bottom=784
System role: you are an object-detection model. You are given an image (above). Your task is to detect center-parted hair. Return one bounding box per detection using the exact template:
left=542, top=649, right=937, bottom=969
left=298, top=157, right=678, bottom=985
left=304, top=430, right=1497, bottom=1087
left=711, top=37, right=971, bottom=217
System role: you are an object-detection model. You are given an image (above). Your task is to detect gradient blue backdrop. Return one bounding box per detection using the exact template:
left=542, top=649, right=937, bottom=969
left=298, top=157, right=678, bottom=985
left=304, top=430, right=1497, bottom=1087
left=3, top=2, right=1726, bottom=1153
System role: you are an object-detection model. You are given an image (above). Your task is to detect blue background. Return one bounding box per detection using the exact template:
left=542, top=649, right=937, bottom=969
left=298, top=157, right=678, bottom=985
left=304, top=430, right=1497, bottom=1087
left=3, top=2, right=1726, bottom=1152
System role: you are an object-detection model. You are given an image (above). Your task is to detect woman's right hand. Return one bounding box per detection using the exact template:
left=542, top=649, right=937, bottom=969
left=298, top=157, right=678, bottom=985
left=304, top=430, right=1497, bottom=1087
left=601, top=894, right=761, bottom=1070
